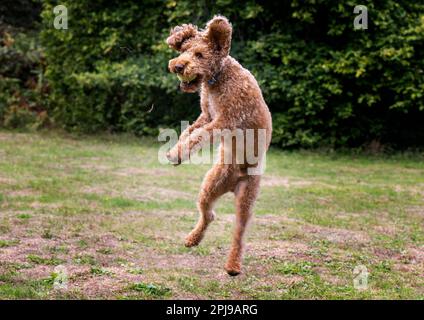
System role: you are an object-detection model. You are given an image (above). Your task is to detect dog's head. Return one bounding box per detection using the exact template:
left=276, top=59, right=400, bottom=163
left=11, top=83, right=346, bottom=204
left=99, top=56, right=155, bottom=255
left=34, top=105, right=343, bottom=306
left=166, top=15, right=232, bottom=93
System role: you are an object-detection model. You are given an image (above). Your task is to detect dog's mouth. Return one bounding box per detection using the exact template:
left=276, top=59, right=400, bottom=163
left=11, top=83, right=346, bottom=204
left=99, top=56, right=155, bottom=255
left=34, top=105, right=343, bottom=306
left=177, top=74, right=201, bottom=92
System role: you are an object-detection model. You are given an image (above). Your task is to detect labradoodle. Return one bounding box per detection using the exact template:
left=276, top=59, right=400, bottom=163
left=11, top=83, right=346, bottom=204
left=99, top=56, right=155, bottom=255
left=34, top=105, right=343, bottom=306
left=166, top=15, right=272, bottom=276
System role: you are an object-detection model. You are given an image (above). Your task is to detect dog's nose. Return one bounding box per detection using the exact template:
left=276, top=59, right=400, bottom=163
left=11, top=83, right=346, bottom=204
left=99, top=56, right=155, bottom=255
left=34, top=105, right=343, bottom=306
left=174, top=64, right=185, bottom=74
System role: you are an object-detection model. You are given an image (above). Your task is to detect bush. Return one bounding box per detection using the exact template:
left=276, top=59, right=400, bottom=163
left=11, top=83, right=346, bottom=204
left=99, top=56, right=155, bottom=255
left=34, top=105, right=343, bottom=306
left=0, top=30, right=50, bottom=130
left=0, top=0, right=49, bottom=130
left=39, top=0, right=424, bottom=148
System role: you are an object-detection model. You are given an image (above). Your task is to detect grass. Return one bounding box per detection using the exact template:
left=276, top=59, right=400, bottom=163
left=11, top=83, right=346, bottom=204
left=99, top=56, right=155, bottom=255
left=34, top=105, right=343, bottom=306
left=27, top=254, right=64, bottom=266
left=128, top=282, right=172, bottom=299
left=0, top=129, right=423, bottom=299
left=0, top=239, right=19, bottom=248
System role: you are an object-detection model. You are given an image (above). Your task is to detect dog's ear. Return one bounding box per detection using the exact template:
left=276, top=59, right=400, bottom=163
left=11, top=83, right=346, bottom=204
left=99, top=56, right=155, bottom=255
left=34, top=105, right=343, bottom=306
left=205, top=15, right=232, bottom=56
left=166, top=24, right=198, bottom=51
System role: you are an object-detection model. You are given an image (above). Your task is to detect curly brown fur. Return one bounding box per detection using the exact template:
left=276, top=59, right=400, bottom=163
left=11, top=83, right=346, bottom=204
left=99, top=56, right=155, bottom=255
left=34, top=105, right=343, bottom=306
left=166, top=15, right=272, bottom=276
left=166, top=24, right=199, bottom=51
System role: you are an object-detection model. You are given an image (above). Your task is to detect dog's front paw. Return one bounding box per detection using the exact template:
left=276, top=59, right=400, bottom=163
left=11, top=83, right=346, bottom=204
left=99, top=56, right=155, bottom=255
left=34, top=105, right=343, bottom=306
left=166, top=146, right=181, bottom=165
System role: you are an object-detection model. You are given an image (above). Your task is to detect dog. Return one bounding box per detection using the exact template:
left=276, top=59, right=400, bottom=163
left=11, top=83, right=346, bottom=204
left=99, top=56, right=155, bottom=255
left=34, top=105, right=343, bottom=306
left=166, top=15, right=272, bottom=276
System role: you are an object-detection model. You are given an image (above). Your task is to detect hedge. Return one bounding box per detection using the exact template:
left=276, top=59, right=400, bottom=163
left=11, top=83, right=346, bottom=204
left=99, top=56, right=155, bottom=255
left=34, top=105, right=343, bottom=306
left=3, top=0, right=424, bottom=148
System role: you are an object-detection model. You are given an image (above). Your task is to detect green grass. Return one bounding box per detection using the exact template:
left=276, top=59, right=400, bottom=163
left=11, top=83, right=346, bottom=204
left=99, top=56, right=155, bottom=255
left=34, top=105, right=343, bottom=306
left=128, top=283, right=172, bottom=299
left=0, top=129, right=423, bottom=299
left=73, top=254, right=97, bottom=266
left=27, top=254, right=64, bottom=266
left=0, top=239, right=20, bottom=248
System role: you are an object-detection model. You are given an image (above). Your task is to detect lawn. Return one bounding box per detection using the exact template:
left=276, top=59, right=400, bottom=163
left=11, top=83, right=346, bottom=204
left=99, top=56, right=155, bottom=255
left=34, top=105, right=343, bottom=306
left=0, top=130, right=423, bottom=299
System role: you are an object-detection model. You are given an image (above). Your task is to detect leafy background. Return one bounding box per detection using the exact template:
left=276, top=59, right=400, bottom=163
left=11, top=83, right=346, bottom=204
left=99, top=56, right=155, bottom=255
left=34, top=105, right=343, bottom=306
left=1, top=0, right=423, bottom=149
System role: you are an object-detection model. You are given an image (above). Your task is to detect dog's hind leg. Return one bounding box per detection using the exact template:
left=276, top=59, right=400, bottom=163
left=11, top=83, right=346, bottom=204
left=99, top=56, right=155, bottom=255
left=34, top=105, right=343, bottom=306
left=185, top=164, right=233, bottom=247
left=225, top=174, right=261, bottom=276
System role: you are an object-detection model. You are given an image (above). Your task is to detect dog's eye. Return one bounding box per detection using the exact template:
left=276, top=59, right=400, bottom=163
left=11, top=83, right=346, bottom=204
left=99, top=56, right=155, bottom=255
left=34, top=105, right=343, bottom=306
left=195, top=52, right=203, bottom=59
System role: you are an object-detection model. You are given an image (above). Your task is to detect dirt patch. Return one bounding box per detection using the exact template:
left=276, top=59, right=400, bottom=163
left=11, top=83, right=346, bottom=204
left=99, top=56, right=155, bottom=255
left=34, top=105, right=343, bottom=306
left=79, top=163, right=112, bottom=171
left=0, top=236, right=69, bottom=265
left=67, top=268, right=142, bottom=298
left=262, top=176, right=290, bottom=187
left=29, top=202, right=62, bottom=210
left=406, top=206, right=424, bottom=217
left=249, top=240, right=311, bottom=261
left=114, top=167, right=171, bottom=177
left=373, top=225, right=398, bottom=236
left=402, top=246, right=424, bottom=264
left=135, top=246, right=223, bottom=270
left=0, top=133, right=11, bottom=141
left=319, top=271, right=346, bottom=286
left=83, top=185, right=192, bottom=202
left=19, top=264, right=55, bottom=279
left=303, top=225, right=370, bottom=245
left=0, top=177, right=15, bottom=185
left=254, top=214, right=301, bottom=225
left=391, top=246, right=424, bottom=277
left=146, top=186, right=192, bottom=201
left=372, top=247, right=401, bottom=260
left=261, top=176, right=313, bottom=188
left=394, top=184, right=424, bottom=197
left=7, top=189, right=40, bottom=197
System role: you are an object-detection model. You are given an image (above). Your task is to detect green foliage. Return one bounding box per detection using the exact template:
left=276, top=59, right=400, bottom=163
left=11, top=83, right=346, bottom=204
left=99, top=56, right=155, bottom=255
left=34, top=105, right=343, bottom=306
left=27, top=254, right=64, bottom=265
left=239, top=1, right=424, bottom=148
left=0, top=30, right=50, bottom=129
left=276, top=261, right=316, bottom=276
left=129, top=282, right=171, bottom=298
left=40, top=0, right=182, bottom=135
left=37, top=0, right=424, bottom=148
left=0, top=239, right=19, bottom=247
